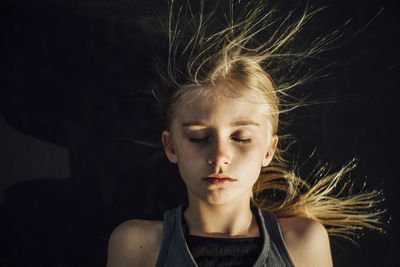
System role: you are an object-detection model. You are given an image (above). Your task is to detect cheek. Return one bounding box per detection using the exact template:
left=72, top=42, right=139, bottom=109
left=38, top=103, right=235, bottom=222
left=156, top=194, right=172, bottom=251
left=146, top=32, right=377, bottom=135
left=238, top=145, right=267, bottom=169
left=175, top=143, right=206, bottom=169
left=236, top=144, right=266, bottom=164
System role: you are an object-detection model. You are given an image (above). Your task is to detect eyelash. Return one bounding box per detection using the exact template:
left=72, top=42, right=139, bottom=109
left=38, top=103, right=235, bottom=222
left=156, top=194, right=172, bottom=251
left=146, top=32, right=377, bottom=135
left=232, top=137, right=252, bottom=144
left=189, top=137, right=251, bottom=144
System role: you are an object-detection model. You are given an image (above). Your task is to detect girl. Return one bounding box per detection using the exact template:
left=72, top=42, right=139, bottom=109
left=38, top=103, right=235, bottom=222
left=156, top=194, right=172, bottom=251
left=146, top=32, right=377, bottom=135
left=107, top=1, right=383, bottom=266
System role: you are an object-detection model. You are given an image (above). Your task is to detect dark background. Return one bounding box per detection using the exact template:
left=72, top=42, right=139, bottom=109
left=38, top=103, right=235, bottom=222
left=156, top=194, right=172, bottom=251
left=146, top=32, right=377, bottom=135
left=0, top=0, right=398, bottom=266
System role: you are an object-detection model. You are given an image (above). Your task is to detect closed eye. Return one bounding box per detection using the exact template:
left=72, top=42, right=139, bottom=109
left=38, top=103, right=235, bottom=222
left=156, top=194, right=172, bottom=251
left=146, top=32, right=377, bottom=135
left=231, top=137, right=252, bottom=144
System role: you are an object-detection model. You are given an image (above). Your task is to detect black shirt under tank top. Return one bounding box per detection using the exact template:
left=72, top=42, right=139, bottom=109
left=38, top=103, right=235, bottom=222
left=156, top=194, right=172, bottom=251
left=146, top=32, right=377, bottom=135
left=182, top=208, right=263, bottom=267
left=185, top=234, right=263, bottom=267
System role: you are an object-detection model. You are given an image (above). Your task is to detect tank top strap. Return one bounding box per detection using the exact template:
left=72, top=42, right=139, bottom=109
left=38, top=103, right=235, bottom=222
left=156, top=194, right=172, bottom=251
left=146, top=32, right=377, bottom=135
left=251, top=206, right=271, bottom=266
left=155, top=205, right=197, bottom=267
left=256, top=207, right=295, bottom=267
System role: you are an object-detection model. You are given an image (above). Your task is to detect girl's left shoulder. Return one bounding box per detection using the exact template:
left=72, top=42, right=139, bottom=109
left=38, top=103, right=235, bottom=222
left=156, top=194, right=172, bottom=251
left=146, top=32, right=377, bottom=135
left=278, top=217, right=333, bottom=267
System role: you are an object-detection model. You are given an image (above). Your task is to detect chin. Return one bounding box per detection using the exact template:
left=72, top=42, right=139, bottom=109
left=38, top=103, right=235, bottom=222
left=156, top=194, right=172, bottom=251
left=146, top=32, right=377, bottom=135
left=203, top=190, right=241, bottom=205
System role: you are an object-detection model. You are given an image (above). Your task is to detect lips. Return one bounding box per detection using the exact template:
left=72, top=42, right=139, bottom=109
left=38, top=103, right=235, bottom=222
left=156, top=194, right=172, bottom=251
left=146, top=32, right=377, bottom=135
left=202, top=175, right=237, bottom=185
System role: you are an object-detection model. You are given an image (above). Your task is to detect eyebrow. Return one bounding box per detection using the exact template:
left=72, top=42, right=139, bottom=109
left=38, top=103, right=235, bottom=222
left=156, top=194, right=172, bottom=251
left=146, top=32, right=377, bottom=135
left=181, top=120, right=259, bottom=127
left=230, top=120, right=260, bottom=127
left=181, top=121, right=207, bottom=127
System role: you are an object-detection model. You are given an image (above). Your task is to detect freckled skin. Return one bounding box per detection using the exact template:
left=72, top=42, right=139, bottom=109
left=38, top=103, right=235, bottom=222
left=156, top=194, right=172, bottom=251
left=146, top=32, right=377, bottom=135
left=163, top=94, right=276, bottom=205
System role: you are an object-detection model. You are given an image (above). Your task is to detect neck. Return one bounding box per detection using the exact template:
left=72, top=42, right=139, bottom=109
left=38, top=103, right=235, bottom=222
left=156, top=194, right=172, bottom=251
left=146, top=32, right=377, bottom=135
left=183, top=195, right=259, bottom=238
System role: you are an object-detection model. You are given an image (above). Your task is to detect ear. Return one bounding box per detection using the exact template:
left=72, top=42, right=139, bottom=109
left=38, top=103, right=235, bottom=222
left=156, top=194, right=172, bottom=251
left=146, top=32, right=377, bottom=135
left=262, top=135, right=278, bottom=167
left=162, top=130, right=177, bottom=163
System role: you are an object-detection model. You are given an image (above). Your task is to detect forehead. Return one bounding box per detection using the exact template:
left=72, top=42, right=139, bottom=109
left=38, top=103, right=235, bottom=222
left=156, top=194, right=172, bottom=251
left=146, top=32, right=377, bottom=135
left=173, top=88, right=270, bottom=126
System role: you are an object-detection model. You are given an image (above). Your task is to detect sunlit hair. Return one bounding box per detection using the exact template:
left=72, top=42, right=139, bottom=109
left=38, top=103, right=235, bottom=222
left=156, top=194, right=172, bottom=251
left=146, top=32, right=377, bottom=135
left=160, top=0, right=384, bottom=240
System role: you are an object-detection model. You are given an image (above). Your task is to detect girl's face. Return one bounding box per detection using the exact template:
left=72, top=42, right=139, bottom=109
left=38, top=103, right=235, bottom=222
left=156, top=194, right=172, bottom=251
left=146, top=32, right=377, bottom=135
left=162, top=89, right=278, bottom=205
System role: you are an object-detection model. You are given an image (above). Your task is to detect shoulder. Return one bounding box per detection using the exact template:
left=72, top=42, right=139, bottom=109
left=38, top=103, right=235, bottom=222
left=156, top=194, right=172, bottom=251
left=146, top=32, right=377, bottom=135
left=107, top=219, right=164, bottom=267
left=278, top=216, right=332, bottom=267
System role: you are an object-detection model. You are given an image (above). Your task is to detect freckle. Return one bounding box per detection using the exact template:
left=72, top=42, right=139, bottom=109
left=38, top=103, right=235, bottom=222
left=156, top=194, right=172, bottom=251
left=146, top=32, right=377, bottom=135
left=139, top=246, right=143, bottom=249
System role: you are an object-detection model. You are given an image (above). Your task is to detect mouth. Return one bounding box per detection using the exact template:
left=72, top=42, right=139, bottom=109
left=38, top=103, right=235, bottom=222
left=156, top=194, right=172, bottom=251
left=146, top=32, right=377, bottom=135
left=202, top=175, right=237, bottom=185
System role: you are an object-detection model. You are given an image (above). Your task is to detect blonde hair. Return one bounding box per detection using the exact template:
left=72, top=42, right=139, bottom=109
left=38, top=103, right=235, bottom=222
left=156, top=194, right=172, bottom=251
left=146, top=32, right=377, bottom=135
left=160, top=0, right=384, bottom=239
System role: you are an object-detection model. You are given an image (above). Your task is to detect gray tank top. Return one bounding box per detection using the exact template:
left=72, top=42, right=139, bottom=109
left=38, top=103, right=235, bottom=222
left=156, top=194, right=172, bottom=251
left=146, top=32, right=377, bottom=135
left=155, top=205, right=295, bottom=267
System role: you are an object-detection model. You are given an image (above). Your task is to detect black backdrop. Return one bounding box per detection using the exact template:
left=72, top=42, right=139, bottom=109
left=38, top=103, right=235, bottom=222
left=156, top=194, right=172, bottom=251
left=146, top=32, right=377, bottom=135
left=0, top=0, right=398, bottom=266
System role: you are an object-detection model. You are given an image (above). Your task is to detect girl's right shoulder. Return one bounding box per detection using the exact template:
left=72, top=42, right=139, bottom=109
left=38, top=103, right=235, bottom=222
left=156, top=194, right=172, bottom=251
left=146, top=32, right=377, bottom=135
left=106, top=219, right=164, bottom=267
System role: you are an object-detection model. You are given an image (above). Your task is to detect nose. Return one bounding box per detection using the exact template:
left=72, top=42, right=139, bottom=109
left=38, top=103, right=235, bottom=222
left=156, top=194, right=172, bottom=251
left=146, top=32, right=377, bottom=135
left=207, top=138, right=232, bottom=166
